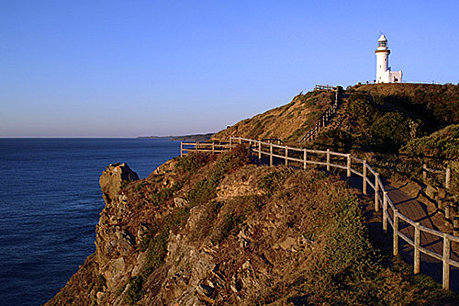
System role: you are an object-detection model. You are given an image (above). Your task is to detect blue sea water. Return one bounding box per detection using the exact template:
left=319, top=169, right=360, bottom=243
left=0, top=138, right=180, bottom=305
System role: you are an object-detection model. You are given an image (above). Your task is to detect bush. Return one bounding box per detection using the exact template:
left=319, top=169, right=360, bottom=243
left=369, top=112, right=411, bottom=152
left=124, top=276, right=143, bottom=304
left=401, top=124, right=459, bottom=159
left=150, top=181, right=183, bottom=207
left=175, top=152, right=211, bottom=172
left=212, top=213, right=245, bottom=244
left=314, top=129, right=353, bottom=152
left=348, top=92, right=380, bottom=129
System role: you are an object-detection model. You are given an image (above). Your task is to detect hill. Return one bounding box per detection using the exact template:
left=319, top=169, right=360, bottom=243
left=212, top=90, right=336, bottom=143
left=47, top=149, right=458, bottom=305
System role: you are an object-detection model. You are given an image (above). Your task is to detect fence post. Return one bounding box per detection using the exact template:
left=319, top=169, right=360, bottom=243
left=303, top=149, right=307, bottom=170
left=347, top=154, right=351, bottom=177
left=374, top=173, right=380, bottom=212
left=414, top=223, right=421, bottom=274
left=383, top=191, right=388, bottom=232
left=363, top=160, right=367, bottom=195
left=445, top=168, right=451, bottom=190
left=285, top=147, right=288, bottom=166
left=196, top=142, right=199, bottom=152
left=239, top=138, right=242, bottom=144
left=269, top=143, right=273, bottom=166
left=258, top=141, right=261, bottom=161
left=212, top=142, right=215, bottom=154
left=443, top=233, right=450, bottom=290
left=326, top=149, right=330, bottom=171
left=229, top=137, right=232, bottom=148
left=445, top=205, right=450, bottom=227
left=422, top=164, right=427, bottom=181
left=180, top=142, right=183, bottom=157
left=393, top=210, right=399, bottom=256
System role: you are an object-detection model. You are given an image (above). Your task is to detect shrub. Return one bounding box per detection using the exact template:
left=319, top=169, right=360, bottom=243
left=175, top=152, right=211, bottom=172
left=124, top=276, right=143, bottom=304
left=369, top=112, right=411, bottom=152
left=348, top=92, right=380, bottom=129
left=401, top=124, right=459, bottom=159
left=212, top=213, right=245, bottom=244
left=150, top=181, right=183, bottom=207
left=314, top=129, right=353, bottom=152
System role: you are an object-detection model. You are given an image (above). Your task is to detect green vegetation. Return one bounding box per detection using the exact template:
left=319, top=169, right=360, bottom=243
left=187, top=145, right=251, bottom=207
left=402, top=124, right=459, bottom=160
left=212, top=213, right=245, bottom=244
left=175, top=151, right=211, bottom=172
left=124, top=276, right=143, bottom=304
left=150, top=181, right=183, bottom=206
left=369, top=111, right=411, bottom=152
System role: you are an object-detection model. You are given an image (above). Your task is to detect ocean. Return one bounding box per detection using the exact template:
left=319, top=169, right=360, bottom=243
left=0, top=138, right=180, bottom=305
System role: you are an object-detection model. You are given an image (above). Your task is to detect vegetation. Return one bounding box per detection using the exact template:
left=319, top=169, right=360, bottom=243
left=401, top=124, right=459, bottom=160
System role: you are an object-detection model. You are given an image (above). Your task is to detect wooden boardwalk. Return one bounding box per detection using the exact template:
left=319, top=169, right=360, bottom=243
left=348, top=175, right=459, bottom=292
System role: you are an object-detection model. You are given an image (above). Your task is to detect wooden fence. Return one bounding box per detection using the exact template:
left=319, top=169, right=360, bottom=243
left=423, top=163, right=452, bottom=190
left=180, top=142, right=233, bottom=156
left=314, top=84, right=337, bottom=91
left=303, top=86, right=340, bottom=142
left=180, top=137, right=459, bottom=290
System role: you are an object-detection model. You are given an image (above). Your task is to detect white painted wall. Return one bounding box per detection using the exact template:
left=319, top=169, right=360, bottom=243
left=375, top=35, right=402, bottom=83
left=376, top=51, right=390, bottom=83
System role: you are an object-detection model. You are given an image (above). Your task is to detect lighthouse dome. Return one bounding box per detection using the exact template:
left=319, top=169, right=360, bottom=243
left=378, top=34, right=387, bottom=42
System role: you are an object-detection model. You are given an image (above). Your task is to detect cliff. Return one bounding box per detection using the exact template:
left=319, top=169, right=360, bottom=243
left=47, top=147, right=457, bottom=305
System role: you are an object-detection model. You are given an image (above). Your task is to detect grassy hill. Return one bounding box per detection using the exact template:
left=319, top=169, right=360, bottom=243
left=212, top=90, right=336, bottom=143
left=215, top=83, right=458, bottom=156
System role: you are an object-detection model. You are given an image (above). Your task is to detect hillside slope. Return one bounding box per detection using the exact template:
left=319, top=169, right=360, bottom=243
left=214, top=83, right=458, bottom=156
left=212, top=90, right=335, bottom=143
left=47, top=149, right=458, bottom=305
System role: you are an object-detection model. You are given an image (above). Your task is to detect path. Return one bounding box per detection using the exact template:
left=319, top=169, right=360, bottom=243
left=346, top=175, right=459, bottom=292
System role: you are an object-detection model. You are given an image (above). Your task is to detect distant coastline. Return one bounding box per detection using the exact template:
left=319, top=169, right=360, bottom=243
left=137, top=133, right=214, bottom=142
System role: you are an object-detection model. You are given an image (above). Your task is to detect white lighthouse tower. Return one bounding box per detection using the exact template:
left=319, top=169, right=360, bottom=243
left=375, top=34, right=402, bottom=83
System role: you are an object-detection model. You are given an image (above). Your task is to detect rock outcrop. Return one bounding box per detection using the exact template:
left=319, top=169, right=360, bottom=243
left=99, top=163, right=139, bottom=205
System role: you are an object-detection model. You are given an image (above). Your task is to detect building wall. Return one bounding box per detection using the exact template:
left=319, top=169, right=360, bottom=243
left=376, top=52, right=389, bottom=83
left=389, top=71, right=402, bottom=83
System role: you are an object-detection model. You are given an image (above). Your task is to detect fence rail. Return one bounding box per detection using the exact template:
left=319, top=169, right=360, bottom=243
left=423, top=163, right=451, bottom=190
left=180, top=136, right=458, bottom=290
left=303, top=86, right=340, bottom=142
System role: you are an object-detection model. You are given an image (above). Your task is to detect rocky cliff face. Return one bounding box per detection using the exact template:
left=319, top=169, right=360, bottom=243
left=47, top=149, right=458, bottom=305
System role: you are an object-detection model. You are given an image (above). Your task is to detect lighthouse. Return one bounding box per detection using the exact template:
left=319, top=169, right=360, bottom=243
left=375, top=34, right=402, bottom=83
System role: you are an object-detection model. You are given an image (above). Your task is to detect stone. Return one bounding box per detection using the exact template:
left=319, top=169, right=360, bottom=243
left=174, top=197, right=188, bottom=208
left=99, top=163, right=139, bottom=205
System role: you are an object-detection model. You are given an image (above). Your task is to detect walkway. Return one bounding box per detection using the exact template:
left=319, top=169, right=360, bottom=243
left=347, top=175, right=459, bottom=292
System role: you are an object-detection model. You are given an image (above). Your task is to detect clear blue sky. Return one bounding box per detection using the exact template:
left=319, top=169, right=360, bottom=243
left=1, top=0, right=458, bottom=137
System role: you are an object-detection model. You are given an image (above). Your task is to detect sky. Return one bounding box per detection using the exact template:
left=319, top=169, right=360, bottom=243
left=1, top=0, right=458, bottom=137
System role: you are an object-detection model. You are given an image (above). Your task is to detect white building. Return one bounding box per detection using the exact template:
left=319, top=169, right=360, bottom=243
left=375, top=34, right=402, bottom=83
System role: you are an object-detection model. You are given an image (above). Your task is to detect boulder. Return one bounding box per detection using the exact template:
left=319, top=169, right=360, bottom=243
left=99, top=163, right=139, bottom=204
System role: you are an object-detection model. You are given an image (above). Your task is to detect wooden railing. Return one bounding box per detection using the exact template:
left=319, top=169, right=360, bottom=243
left=303, top=86, right=340, bottom=142
left=423, top=163, right=452, bottom=190
left=181, top=137, right=458, bottom=290
left=180, top=142, right=233, bottom=156
left=314, top=84, right=337, bottom=91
